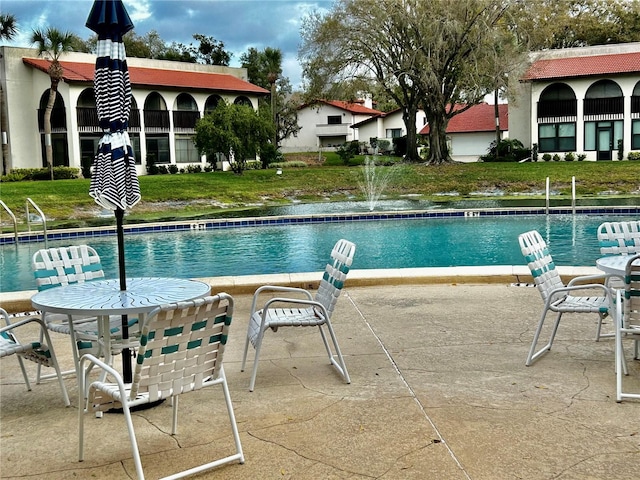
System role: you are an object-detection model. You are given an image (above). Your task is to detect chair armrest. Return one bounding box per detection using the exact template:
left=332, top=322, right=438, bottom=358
left=0, top=315, right=46, bottom=334
left=567, top=273, right=609, bottom=286
left=250, top=285, right=314, bottom=315
left=260, top=297, right=329, bottom=323
left=550, top=283, right=611, bottom=296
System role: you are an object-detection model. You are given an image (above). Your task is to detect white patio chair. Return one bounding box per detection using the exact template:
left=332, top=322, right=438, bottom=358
left=615, top=254, right=640, bottom=402
left=597, top=220, right=640, bottom=294
left=79, top=293, right=244, bottom=480
left=0, top=308, right=70, bottom=406
left=519, top=230, right=612, bottom=366
left=32, top=245, right=139, bottom=378
left=241, top=238, right=356, bottom=391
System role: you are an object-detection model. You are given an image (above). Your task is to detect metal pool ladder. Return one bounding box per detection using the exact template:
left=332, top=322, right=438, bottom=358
left=0, top=199, right=19, bottom=244
left=26, top=198, right=48, bottom=246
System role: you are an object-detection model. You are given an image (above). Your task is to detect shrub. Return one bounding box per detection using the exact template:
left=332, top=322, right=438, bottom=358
left=564, top=152, right=575, bottom=162
left=377, top=139, right=391, bottom=154
left=480, top=138, right=530, bottom=162
left=156, top=165, right=169, bottom=174
left=269, top=161, right=307, bottom=168
left=392, top=136, right=407, bottom=157
left=577, top=153, right=587, bottom=161
left=1, top=167, right=79, bottom=181
left=168, top=164, right=179, bottom=174
left=552, top=154, right=561, bottom=161
left=259, top=143, right=283, bottom=168
left=617, top=139, right=624, bottom=161
left=627, top=151, right=640, bottom=161
left=542, top=153, right=552, bottom=162
left=184, top=164, right=202, bottom=173
left=336, top=142, right=358, bottom=165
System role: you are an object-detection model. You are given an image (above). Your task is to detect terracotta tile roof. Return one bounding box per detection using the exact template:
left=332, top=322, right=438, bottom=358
left=300, top=99, right=384, bottom=116
left=521, top=51, right=640, bottom=81
left=22, top=57, right=269, bottom=95
left=419, top=103, right=508, bottom=135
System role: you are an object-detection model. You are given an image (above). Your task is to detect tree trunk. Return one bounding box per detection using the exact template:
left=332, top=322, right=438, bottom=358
left=494, top=89, right=500, bottom=161
left=43, top=86, right=56, bottom=180
left=0, top=84, right=8, bottom=175
left=402, top=103, right=420, bottom=162
left=270, top=81, right=277, bottom=147
left=426, top=114, right=452, bottom=165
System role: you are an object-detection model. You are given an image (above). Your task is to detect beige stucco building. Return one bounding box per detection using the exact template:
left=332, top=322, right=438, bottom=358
left=0, top=46, right=268, bottom=176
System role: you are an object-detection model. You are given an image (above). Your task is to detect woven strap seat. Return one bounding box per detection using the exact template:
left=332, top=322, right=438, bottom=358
left=615, top=254, right=640, bottom=402
left=0, top=309, right=70, bottom=406
left=598, top=221, right=640, bottom=256
left=79, top=294, right=244, bottom=480
left=242, top=239, right=356, bottom=391
left=519, top=230, right=612, bottom=366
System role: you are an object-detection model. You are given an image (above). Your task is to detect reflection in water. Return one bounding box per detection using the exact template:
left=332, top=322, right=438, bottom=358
left=2, top=213, right=637, bottom=293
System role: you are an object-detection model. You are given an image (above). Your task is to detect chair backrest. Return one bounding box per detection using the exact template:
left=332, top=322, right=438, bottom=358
left=598, top=221, right=640, bottom=256
left=624, top=253, right=640, bottom=328
left=129, top=294, right=234, bottom=402
left=32, top=245, right=105, bottom=291
left=518, top=230, right=564, bottom=302
left=314, top=239, right=356, bottom=318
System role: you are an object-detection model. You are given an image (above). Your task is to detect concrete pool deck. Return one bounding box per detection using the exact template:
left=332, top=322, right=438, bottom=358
left=1, top=274, right=639, bottom=479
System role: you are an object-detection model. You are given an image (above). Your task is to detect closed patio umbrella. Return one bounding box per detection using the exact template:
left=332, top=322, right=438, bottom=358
left=86, top=0, right=139, bottom=383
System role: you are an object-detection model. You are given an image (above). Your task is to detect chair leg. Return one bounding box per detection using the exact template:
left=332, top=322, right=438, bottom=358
left=171, top=395, right=179, bottom=435
left=122, top=401, right=145, bottom=480
left=220, top=367, right=245, bottom=465
left=15, top=355, right=32, bottom=391
left=318, top=321, right=350, bottom=384
left=526, top=308, right=562, bottom=366
left=40, top=326, right=71, bottom=406
left=248, top=329, right=266, bottom=392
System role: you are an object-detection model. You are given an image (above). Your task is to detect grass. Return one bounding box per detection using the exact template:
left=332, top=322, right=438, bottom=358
left=1, top=154, right=638, bottom=232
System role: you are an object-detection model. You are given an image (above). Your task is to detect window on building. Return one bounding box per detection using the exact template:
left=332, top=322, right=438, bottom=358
left=175, top=135, right=200, bottom=163
left=145, top=135, right=170, bottom=164
left=386, top=128, right=402, bottom=138
left=584, top=120, right=623, bottom=151
left=538, top=123, right=575, bottom=152
left=327, top=115, right=342, bottom=125
left=631, top=120, right=640, bottom=150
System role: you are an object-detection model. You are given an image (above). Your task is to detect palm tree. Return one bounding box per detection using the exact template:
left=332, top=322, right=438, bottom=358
left=31, top=27, right=75, bottom=180
left=263, top=47, right=282, bottom=146
left=1, top=14, right=18, bottom=175
left=0, top=13, right=18, bottom=40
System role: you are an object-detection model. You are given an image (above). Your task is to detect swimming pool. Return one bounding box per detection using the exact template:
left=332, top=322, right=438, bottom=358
left=1, top=212, right=637, bottom=293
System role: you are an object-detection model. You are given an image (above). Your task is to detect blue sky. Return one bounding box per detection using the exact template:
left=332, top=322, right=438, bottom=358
left=1, top=0, right=335, bottom=88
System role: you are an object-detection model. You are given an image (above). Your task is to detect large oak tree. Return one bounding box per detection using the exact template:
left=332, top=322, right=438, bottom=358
left=300, top=0, right=519, bottom=164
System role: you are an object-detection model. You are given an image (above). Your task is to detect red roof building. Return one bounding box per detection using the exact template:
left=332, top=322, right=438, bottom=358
left=510, top=43, right=640, bottom=161
left=2, top=47, right=268, bottom=174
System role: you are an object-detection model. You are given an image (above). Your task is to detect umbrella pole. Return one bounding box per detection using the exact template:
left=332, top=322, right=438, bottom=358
left=116, top=207, right=133, bottom=383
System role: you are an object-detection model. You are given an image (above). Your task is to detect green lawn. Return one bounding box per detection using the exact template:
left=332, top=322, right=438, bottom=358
left=1, top=156, right=638, bottom=232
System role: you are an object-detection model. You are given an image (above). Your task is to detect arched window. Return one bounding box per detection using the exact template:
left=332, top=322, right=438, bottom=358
left=38, top=90, right=68, bottom=167
left=234, top=96, right=252, bottom=108
left=144, top=92, right=170, bottom=164
left=173, top=93, right=200, bottom=131
left=76, top=88, right=98, bottom=131
left=205, top=94, right=223, bottom=114
left=584, top=80, right=623, bottom=116
left=632, top=81, right=640, bottom=149
left=537, top=83, right=576, bottom=119
left=537, top=84, right=576, bottom=153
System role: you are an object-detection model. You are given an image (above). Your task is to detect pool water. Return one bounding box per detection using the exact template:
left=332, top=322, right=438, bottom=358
left=1, top=213, right=637, bottom=293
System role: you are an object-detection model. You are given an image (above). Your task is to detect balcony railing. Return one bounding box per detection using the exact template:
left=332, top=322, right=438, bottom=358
left=172, top=110, right=201, bottom=132
left=583, top=97, right=624, bottom=116
left=38, top=108, right=67, bottom=133
left=144, top=109, right=170, bottom=132
left=315, top=123, right=350, bottom=136
left=77, top=107, right=141, bottom=132
left=632, top=96, right=640, bottom=114
left=537, top=99, right=577, bottom=119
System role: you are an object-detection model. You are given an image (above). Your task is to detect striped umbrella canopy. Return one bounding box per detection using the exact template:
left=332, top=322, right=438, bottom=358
left=86, top=0, right=139, bottom=383
left=87, top=0, right=140, bottom=211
